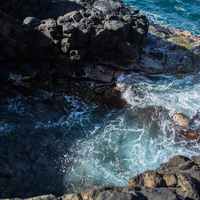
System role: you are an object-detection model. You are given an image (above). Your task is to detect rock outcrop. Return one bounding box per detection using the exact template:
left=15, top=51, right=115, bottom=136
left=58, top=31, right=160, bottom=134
left=1, top=0, right=199, bottom=105
left=0, top=0, right=148, bottom=106
left=3, top=155, right=200, bottom=200
left=29, top=0, right=149, bottom=64
left=129, top=155, right=200, bottom=200
left=172, top=112, right=200, bottom=141
left=1, top=0, right=200, bottom=200
left=138, top=23, right=200, bottom=74
left=0, top=0, right=149, bottom=64
left=0, top=0, right=148, bottom=114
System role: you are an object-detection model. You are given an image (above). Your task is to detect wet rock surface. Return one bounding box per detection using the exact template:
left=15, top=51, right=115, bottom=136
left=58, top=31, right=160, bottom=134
left=138, top=23, right=200, bottom=74
left=0, top=0, right=200, bottom=200
left=128, top=155, right=200, bottom=200
left=0, top=0, right=149, bottom=63
left=0, top=0, right=149, bottom=107
left=171, top=112, right=200, bottom=141
left=0, top=0, right=199, bottom=105
left=2, top=155, right=200, bottom=200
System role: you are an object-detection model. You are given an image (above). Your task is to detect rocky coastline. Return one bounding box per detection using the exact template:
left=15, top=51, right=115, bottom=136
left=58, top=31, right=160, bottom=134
left=0, top=0, right=200, bottom=199
left=4, top=155, right=200, bottom=200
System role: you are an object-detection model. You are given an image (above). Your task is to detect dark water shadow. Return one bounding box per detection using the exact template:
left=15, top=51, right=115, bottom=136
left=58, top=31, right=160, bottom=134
left=0, top=3, right=199, bottom=199
left=0, top=94, right=111, bottom=198
left=0, top=0, right=83, bottom=20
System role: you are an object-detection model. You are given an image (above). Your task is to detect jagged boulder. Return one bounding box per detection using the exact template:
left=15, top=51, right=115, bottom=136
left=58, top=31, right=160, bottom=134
left=33, top=0, right=149, bottom=64
left=128, top=155, right=200, bottom=200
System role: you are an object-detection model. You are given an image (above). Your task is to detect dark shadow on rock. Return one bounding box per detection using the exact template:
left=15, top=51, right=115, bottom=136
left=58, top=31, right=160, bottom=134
left=0, top=9, right=81, bottom=198
left=47, top=1, right=83, bottom=18
left=137, top=23, right=200, bottom=74
left=0, top=1, right=199, bottom=199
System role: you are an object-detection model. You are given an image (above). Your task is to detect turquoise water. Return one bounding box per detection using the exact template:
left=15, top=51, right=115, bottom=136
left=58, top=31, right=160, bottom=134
left=2, top=72, right=200, bottom=192
left=63, top=73, right=200, bottom=191
left=125, top=0, right=200, bottom=35
left=0, top=0, right=200, bottom=195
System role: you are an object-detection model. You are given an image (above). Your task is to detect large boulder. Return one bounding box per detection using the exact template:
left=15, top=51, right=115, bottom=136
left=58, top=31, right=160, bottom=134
left=34, top=0, right=149, bottom=64
left=0, top=0, right=149, bottom=96
left=128, top=155, right=200, bottom=200
left=0, top=0, right=149, bottom=65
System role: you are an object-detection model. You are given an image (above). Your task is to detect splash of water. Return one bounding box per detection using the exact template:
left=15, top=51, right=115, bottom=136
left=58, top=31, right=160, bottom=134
left=1, top=74, right=200, bottom=193
left=63, top=72, right=200, bottom=192
left=1, top=73, right=200, bottom=193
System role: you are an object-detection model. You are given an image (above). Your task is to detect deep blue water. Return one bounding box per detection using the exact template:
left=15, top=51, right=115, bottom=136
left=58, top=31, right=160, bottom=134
left=125, top=0, right=200, bottom=35
left=0, top=0, right=200, bottom=195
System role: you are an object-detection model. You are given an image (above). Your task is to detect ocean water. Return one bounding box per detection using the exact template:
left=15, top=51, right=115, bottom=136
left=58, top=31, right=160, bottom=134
left=2, top=72, right=200, bottom=193
left=63, top=72, right=200, bottom=191
left=125, top=0, right=200, bottom=35
left=0, top=0, right=200, bottom=195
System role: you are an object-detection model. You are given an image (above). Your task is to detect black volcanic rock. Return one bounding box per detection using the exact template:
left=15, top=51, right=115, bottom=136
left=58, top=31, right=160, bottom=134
left=34, top=0, right=149, bottom=64
left=3, top=155, right=200, bottom=199
left=0, top=1, right=148, bottom=196
left=0, top=0, right=149, bottom=75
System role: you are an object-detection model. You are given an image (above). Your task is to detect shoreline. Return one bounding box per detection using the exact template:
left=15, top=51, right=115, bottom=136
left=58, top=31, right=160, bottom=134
left=0, top=0, right=200, bottom=199
left=3, top=155, right=200, bottom=200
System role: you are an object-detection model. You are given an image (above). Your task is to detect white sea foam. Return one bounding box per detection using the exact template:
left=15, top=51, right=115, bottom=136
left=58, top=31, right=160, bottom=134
left=1, top=75, right=200, bottom=193
left=63, top=73, right=200, bottom=192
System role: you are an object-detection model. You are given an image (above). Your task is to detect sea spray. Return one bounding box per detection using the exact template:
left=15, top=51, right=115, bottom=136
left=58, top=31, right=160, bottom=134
left=63, top=73, right=200, bottom=192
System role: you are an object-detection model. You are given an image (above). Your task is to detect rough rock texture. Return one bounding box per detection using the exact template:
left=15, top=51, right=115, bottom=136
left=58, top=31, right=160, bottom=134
left=128, top=155, right=200, bottom=200
left=171, top=112, right=200, bottom=141
left=1, top=1, right=200, bottom=200
left=33, top=0, right=149, bottom=64
left=138, top=23, right=200, bottom=74
left=3, top=155, right=200, bottom=200
left=1, top=0, right=200, bottom=106
left=0, top=0, right=149, bottom=111
left=0, top=0, right=149, bottom=64
left=0, top=10, right=60, bottom=62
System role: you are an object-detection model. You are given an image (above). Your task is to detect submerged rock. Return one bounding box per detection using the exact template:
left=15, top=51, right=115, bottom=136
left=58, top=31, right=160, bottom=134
left=95, top=86, right=127, bottom=108
left=172, top=112, right=200, bottom=141
left=181, top=130, right=200, bottom=141
left=172, top=113, right=190, bottom=129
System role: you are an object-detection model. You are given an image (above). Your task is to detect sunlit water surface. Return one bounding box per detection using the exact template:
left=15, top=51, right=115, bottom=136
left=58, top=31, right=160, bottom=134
left=63, top=72, right=200, bottom=191
left=1, top=0, right=200, bottom=193
left=125, top=0, right=200, bottom=35
left=1, top=72, right=200, bottom=192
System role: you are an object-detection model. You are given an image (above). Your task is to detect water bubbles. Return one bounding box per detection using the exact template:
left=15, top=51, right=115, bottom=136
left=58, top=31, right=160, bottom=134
left=1, top=75, right=200, bottom=193
left=62, top=73, right=200, bottom=192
